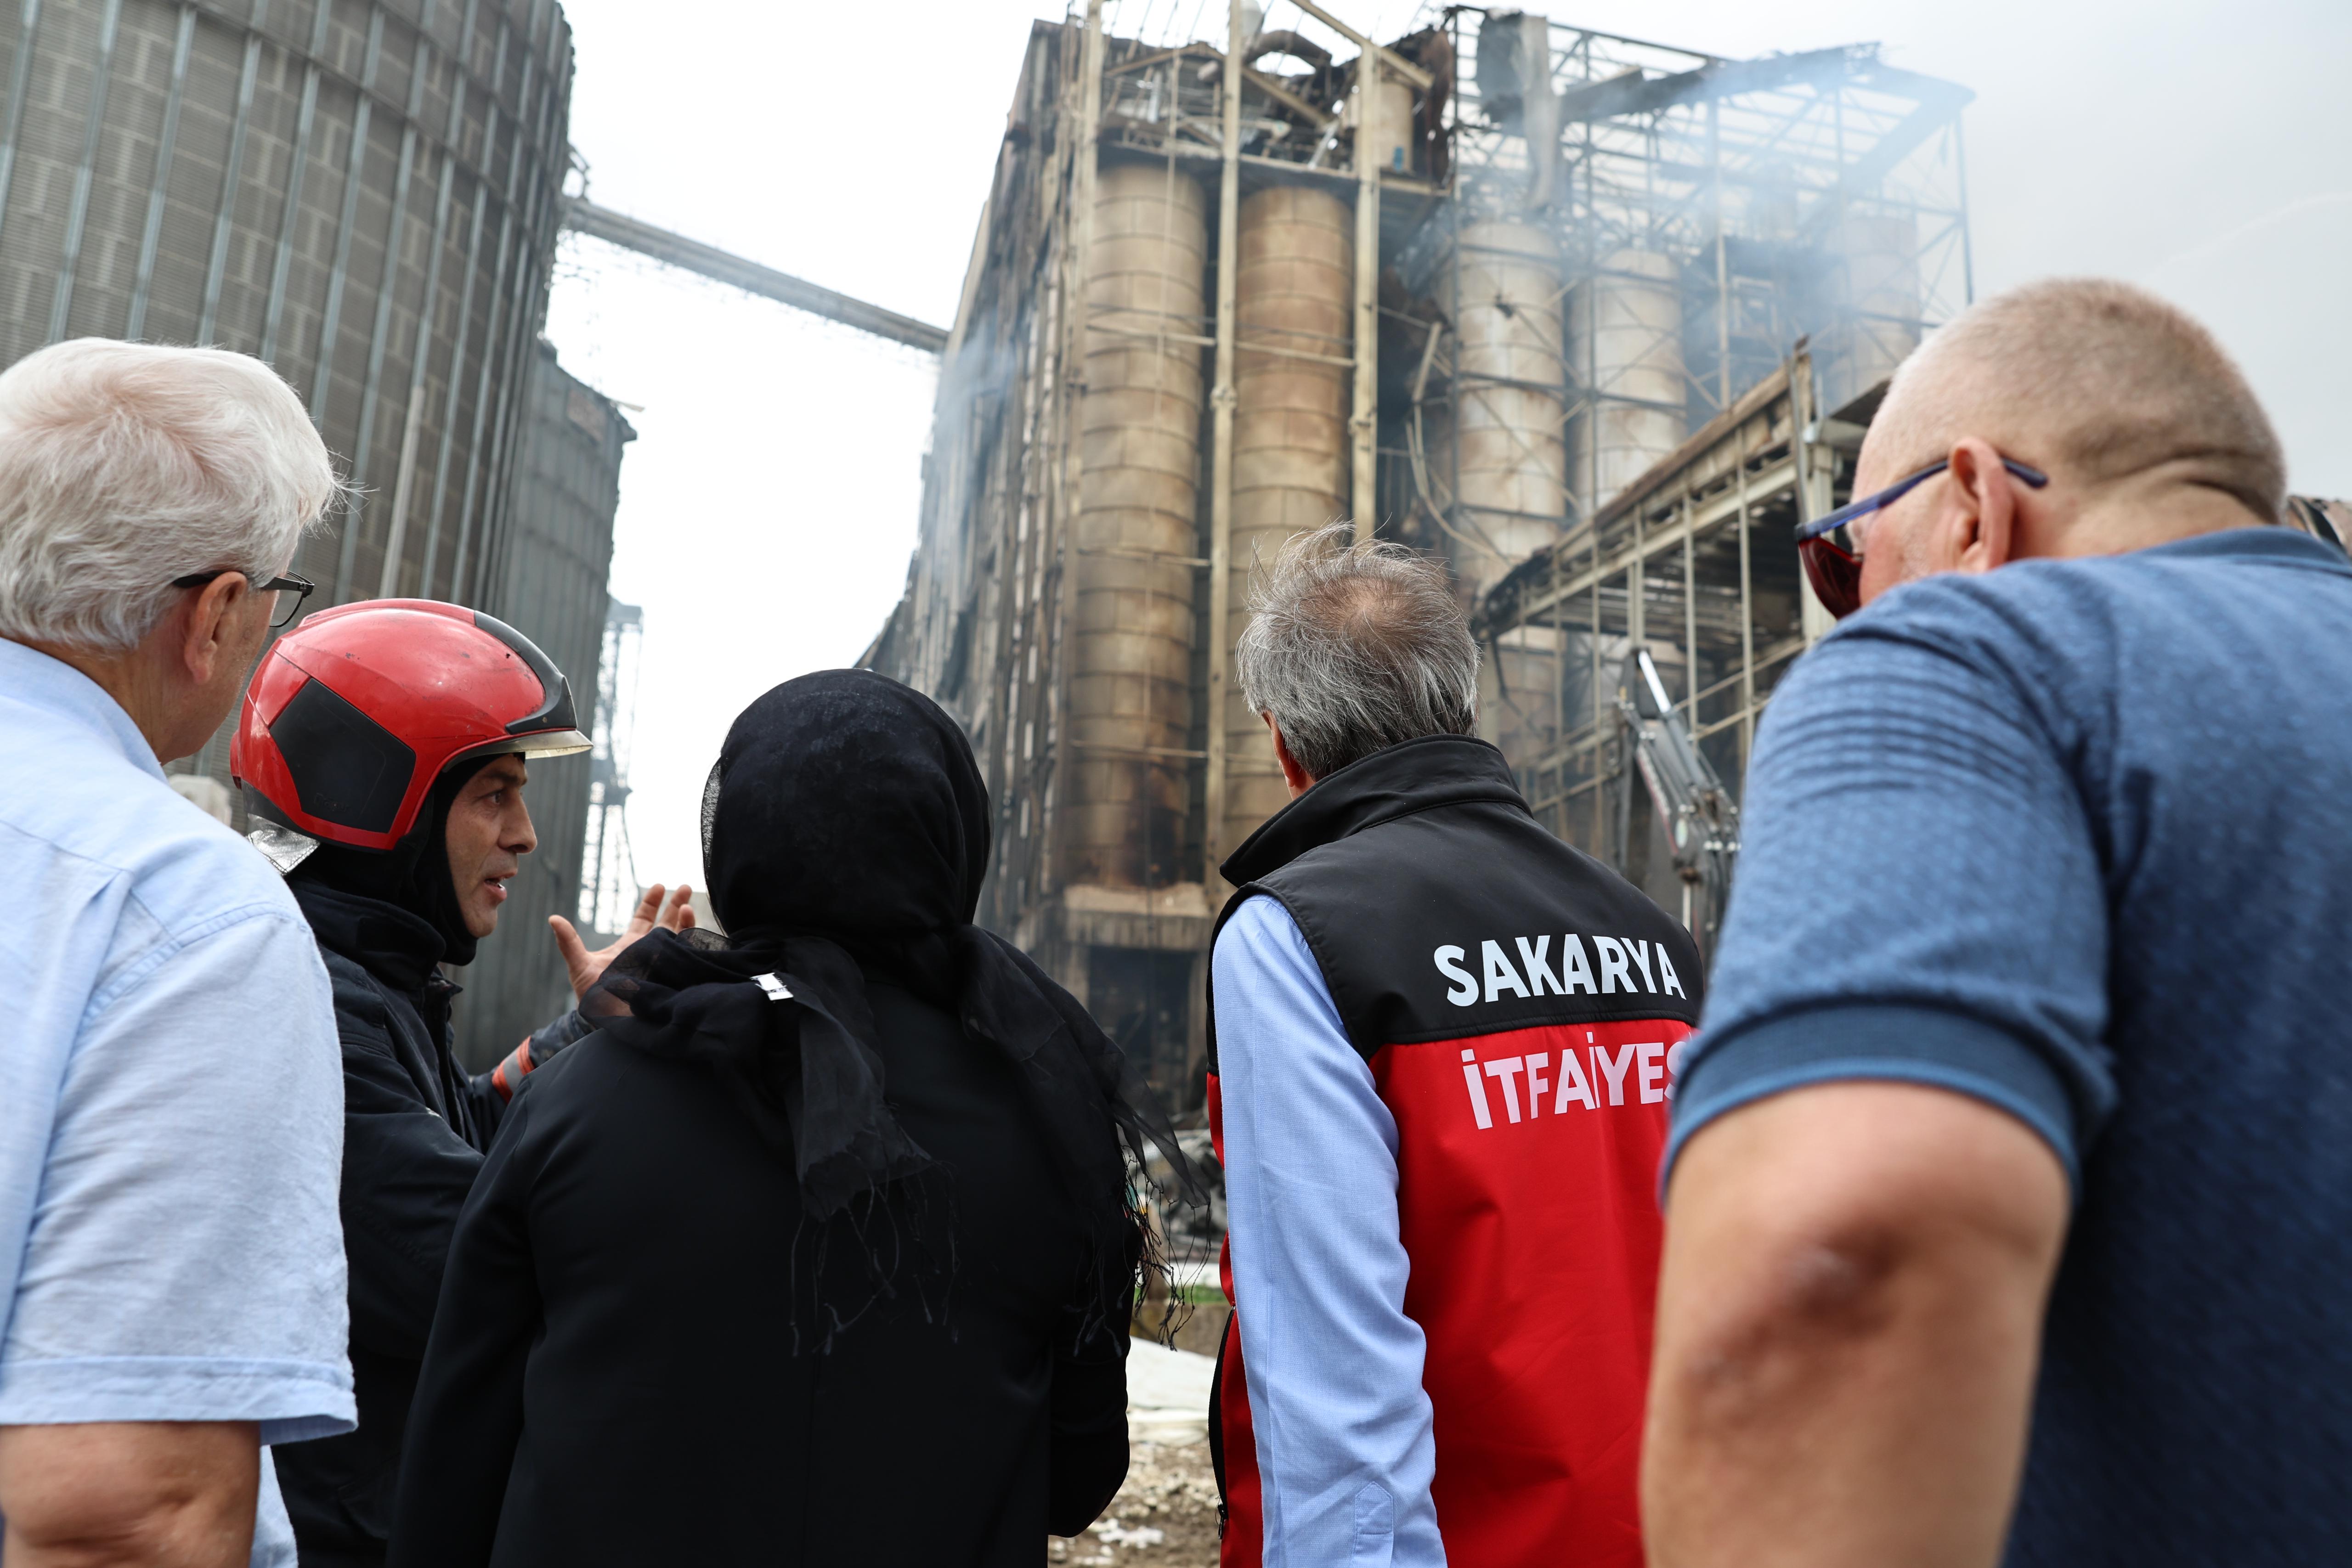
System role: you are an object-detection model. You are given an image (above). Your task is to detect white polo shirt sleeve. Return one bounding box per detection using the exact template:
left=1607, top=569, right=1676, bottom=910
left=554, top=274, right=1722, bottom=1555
left=0, top=898, right=354, bottom=1440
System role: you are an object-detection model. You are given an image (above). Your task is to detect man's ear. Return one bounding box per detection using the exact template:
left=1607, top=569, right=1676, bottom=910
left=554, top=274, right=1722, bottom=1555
left=176, top=572, right=252, bottom=685
left=1945, top=438, right=2018, bottom=575
left=1264, top=714, right=1315, bottom=796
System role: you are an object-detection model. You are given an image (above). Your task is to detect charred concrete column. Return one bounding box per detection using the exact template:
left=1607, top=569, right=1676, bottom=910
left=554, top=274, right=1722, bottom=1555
left=1221, top=183, right=1352, bottom=854
left=1069, top=159, right=1207, bottom=887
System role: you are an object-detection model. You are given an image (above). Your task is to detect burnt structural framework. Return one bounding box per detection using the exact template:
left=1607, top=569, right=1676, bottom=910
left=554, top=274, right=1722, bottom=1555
left=864, top=6, right=1975, bottom=1114
left=0, top=0, right=576, bottom=786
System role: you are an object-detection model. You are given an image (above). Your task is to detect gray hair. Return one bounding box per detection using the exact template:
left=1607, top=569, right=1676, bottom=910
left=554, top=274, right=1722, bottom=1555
left=1234, top=523, right=1480, bottom=780
left=0, top=339, right=339, bottom=653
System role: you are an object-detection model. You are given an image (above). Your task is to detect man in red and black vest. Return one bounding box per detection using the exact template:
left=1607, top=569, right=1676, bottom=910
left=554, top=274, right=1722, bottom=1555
left=1208, top=525, right=1702, bottom=1568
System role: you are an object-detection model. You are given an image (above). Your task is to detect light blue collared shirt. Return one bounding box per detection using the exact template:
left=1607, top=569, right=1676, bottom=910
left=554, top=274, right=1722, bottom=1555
left=1214, top=894, right=1444, bottom=1568
left=0, top=639, right=354, bottom=1567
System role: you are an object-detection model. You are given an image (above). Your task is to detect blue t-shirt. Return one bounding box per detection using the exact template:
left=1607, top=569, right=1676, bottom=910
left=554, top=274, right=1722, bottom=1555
left=1672, top=528, right=2352, bottom=1565
left=0, top=640, right=354, bottom=1567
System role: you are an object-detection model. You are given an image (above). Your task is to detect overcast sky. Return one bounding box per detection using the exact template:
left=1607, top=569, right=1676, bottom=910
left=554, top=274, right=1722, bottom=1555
left=543, top=0, right=2352, bottom=891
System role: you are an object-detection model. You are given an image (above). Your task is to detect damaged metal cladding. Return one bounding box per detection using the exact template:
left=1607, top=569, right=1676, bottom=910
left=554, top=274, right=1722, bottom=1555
left=1225, top=182, right=1351, bottom=853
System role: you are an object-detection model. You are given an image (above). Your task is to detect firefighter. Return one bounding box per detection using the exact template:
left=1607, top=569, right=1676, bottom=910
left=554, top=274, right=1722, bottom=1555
left=232, top=599, right=685, bottom=1568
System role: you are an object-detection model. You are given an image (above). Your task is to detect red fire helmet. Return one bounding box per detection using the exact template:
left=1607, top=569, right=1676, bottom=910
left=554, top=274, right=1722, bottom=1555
left=233, top=599, right=593, bottom=851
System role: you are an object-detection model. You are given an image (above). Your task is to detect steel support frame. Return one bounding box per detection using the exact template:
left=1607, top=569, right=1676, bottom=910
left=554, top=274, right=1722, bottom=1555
left=1200, top=0, right=1242, bottom=887
left=1487, top=360, right=1815, bottom=827
left=1042, top=0, right=1104, bottom=905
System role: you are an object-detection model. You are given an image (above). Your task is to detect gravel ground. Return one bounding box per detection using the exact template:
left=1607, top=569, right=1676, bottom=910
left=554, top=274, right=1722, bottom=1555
left=1048, top=1439, right=1221, bottom=1568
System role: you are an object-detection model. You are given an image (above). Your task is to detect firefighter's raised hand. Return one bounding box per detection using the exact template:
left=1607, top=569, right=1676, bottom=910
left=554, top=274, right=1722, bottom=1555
left=550, top=882, right=698, bottom=1000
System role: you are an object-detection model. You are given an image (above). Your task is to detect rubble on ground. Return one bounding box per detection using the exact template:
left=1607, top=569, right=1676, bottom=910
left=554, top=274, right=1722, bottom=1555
left=1049, top=1440, right=1221, bottom=1568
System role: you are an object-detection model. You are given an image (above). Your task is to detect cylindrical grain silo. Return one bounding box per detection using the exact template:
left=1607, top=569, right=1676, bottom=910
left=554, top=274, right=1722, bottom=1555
left=1222, top=182, right=1351, bottom=854
left=1570, top=247, right=1686, bottom=516
left=1069, top=159, right=1206, bottom=888
left=1440, top=218, right=1566, bottom=597
left=0, top=0, right=571, bottom=641
left=1829, top=212, right=1920, bottom=411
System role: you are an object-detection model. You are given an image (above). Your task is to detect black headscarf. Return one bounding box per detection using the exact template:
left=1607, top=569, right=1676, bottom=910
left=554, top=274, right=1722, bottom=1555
left=290, top=754, right=496, bottom=967
left=582, top=670, right=1198, bottom=1347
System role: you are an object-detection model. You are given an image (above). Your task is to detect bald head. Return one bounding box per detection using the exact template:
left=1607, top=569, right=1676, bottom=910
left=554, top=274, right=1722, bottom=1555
left=1868, top=279, right=2284, bottom=525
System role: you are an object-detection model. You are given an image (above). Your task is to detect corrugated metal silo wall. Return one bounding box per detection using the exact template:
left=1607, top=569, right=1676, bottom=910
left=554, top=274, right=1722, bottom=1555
left=0, top=0, right=575, bottom=785
left=448, top=336, right=628, bottom=1069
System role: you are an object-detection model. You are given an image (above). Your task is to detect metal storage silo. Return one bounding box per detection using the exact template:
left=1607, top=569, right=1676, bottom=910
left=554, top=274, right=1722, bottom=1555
left=1827, top=211, right=1921, bottom=411
left=1068, top=158, right=1206, bottom=888
left=1571, top=247, right=1686, bottom=514
left=0, top=0, right=572, bottom=653
left=1222, top=182, right=1350, bottom=854
left=1439, top=217, right=1566, bottom=596
left=451, top=337, right=629, bottom=1068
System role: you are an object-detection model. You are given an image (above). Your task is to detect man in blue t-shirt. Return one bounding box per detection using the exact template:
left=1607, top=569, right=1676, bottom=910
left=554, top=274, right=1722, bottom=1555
left=1643, top=279, right=2352, bottom=1567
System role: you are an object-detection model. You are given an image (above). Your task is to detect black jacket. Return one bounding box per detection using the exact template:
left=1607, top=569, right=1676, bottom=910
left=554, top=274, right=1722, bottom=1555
left=1203, top=735, right=1703, bottom=1566
left=273, top=881, right=513, bottom=1568
left=386, top=977, right=1131, bottom=1568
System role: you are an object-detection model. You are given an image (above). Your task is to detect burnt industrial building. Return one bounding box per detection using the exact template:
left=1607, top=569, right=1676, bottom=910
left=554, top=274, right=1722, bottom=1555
left=862, top=3, right=1978, bottom=1112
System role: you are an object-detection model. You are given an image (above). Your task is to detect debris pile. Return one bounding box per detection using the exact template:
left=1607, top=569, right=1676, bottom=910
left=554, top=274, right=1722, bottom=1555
left=1049, top=1439, right=1221, bottom=1568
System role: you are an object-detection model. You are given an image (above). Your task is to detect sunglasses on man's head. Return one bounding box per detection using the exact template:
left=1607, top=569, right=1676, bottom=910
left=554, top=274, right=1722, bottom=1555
left=1794, top=456, right=2049, bottom=620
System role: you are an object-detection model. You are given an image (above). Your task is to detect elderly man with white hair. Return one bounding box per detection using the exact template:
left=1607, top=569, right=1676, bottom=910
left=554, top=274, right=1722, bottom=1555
left=0, top=340, right=355, bottom=1568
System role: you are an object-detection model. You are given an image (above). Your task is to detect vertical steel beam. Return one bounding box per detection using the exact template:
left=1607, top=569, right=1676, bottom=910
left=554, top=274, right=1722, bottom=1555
left=197, top=0, right=270, bottom=343
left=1587, top=488, right=1601, bottom=850
left=1680, top=491, right=1695, bottom=714
left=309, top=5, right=386, bottom=425
left=1201, top=0, right=1241, bottom=887
left=0, top=0, right=46, bottom=254
left=47, top=0, right=121, bottom=341
left=261, top=0, right=337, bottom=362
left=1349, top=57, right=1378, bottom=537
left=1046, top=0, right=1103, bottom=898
left=1627, top=508, right=1644, bottom=648
left=1793, top=351, right=1836, bottom=643
left=1710, top=97, right=1729, bottom=411
left=1736, top=430, right=1754, bottom=772
left=125, top=3, right=192, bottom=339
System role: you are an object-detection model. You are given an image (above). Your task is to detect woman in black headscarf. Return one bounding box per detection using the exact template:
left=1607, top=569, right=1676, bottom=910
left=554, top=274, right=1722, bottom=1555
left=386, top=671, right=1192, bottom=1567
